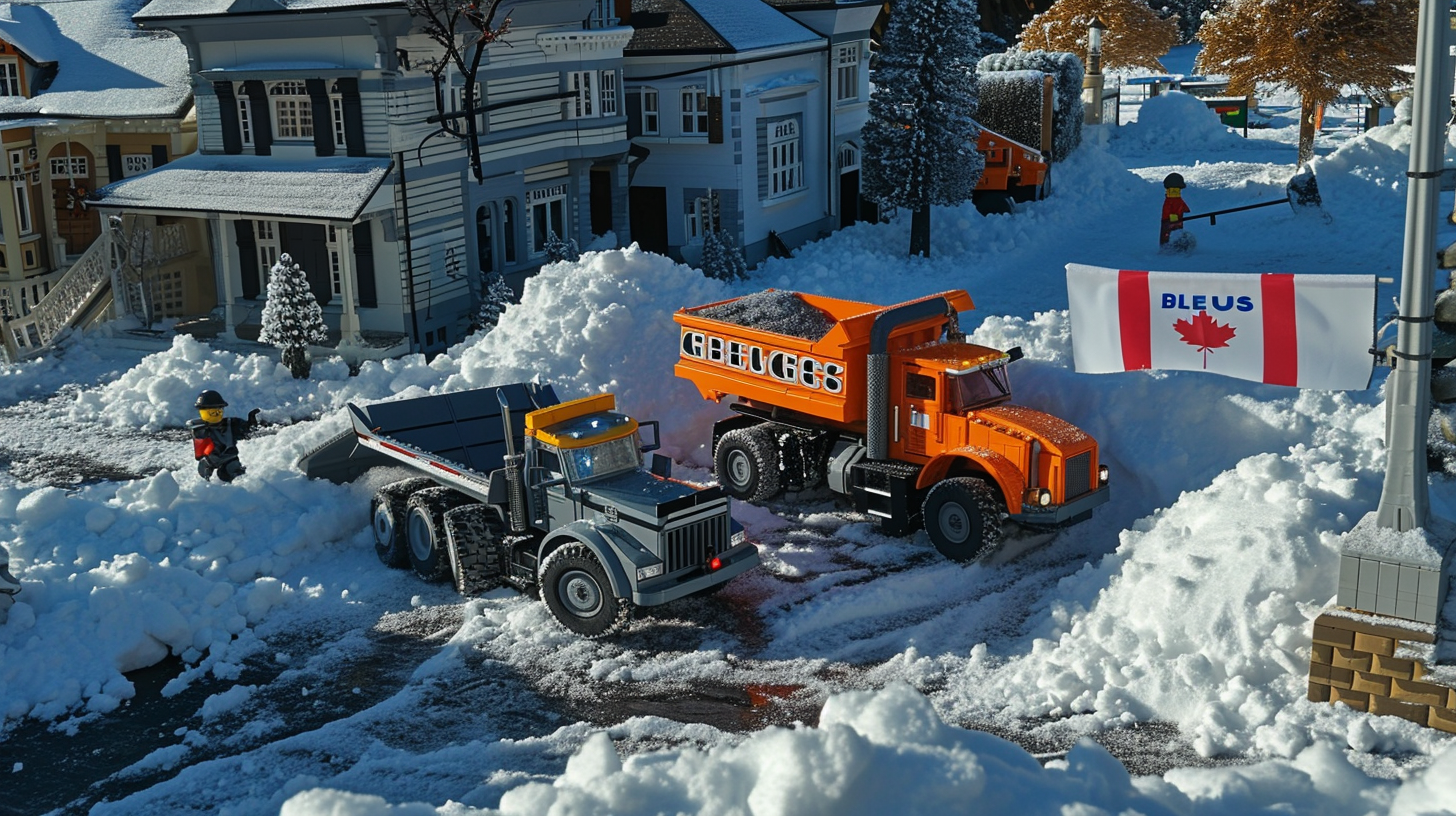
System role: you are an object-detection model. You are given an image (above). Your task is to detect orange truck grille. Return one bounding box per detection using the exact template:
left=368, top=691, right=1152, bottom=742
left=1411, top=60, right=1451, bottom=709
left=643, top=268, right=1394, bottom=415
left=1064, top=451, right=1092, bottom=500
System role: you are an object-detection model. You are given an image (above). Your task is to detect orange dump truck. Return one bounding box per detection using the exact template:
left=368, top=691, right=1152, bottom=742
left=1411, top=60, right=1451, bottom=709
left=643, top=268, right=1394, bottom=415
left=976, top=128, right=1050, bottom=208
left=674, top=289, right=1109, bottom=561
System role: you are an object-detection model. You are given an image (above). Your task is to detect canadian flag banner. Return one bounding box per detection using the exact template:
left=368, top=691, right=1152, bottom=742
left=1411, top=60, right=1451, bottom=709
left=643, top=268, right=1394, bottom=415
left=1066, top=263, right=1376, bottom=390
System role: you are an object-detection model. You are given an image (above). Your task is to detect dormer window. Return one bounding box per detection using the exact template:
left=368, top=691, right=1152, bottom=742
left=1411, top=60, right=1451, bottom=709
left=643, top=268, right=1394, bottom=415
left=270, top=81, right=313, bottom=139
left=0, top=61, right=19, bottom=97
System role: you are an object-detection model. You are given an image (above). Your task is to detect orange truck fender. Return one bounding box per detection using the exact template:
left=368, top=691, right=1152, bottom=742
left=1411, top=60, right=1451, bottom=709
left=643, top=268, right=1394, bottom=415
left=917, top=446, right=1028, bottom=515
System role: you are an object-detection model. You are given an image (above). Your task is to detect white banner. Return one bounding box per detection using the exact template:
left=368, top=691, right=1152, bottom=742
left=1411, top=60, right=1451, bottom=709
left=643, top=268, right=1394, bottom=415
left=1066, top=263, right=1376, bottom=390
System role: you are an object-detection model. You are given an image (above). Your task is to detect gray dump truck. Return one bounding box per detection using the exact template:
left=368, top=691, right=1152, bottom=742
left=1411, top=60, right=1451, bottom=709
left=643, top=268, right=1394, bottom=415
left=298, top=382, right=758, bottom=637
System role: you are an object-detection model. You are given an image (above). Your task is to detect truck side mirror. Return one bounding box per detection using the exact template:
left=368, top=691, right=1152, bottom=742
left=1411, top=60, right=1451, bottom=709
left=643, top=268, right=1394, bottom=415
left=638, top=420, right=662, bottom=453
left=650, top=453, right=673, bottom=478
left=1006, top=346, right=1024, bottom=362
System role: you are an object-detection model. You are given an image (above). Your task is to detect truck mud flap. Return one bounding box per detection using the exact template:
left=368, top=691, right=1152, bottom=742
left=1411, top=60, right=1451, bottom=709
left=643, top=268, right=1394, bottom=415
left=851, top=459, right=924, bottom=536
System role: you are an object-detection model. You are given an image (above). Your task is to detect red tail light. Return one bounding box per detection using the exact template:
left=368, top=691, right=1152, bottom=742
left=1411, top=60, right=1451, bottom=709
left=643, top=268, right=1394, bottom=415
left=709, top=556, right=722, bottom=571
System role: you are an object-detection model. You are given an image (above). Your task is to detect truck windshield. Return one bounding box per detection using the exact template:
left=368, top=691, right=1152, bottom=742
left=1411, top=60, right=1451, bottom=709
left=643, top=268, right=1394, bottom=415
left=564, top=435, right=642, bottom=482
left=948, top=363, right=1011, bottom=412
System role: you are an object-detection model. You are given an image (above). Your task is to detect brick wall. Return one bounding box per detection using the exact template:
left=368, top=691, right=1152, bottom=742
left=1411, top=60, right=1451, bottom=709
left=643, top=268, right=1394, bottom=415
left=1308, top=611, right=1456, bottom=732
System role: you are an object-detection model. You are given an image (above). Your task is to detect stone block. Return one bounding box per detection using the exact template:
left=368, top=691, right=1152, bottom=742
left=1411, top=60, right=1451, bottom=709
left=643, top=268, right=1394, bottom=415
left=1378, top=561, right=1400, bottom=599
left=1358, top=559, right=1380, bottom=595
left=1352, top=632, right=1395, bottom=657
left=1308, top=679, right=1330, bottom=703
left=1370, top=694, right=1428, bottom=724
left=1399, top=565, right=1423, bottom=596
left=1390, top=677, right=1451, bottom=707
left=1331, top=648, right=1372, bottom=673
left=1312, top=623, right=1354, bottom=649
left=1351, top=671, right=1391, bottom=696
left=1325, top=665, right=1354, bottom=689
left=1395, top=596, right=1416, bottom=620
left=1330, top=686, right=1369, bottom=711
left=1339, top=554, right=1360, bottom=590
left=1311, top=643, right=1334, bottom=664
left=1314, top=612, right=1434, bottom=643
left=1371, top=653, right=1419, bottom=680
left=1429, top=706, right=1456, bottom=734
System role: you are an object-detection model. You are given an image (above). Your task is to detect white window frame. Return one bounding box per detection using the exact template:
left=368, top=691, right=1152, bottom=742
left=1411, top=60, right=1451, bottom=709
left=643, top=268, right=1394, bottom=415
left=326, top=224, right=343, bottom=297
left=528, top=184, right=568, bottom=256
left=641, top=87, right=659, bottom=135
left=587, top=0, right=616, bottom=27
left=767, top=117, right=803, bottom=199
left=600, top=71, right=618, bottom=116
left=835, top=44, right=860, bottom=103
left=0, top=61, right=18, bottom=97
left=238, top=94, right=254, bottom=145
left=685, top=194, right=719, bottom=246
left=49, top=156, right=89, bottom=178
left=270, top=81, right=313, bottom=140
left=10, top=150, right=31, bottom=235
left=569, top=71, right=595, bottom=119
left=838, top=142, right=860, bottom=172
left=331, top=95, right=347, bottom=148
left=681, top=86, right=708, bottom=135
left=256, top=219, right=280, bottom=288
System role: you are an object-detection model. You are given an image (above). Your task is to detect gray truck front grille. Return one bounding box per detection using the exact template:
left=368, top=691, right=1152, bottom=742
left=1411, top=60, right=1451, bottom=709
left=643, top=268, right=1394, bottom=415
left=664, top=516, right=728, bottom=574
left=1064, top=452, right=1091, bottom=499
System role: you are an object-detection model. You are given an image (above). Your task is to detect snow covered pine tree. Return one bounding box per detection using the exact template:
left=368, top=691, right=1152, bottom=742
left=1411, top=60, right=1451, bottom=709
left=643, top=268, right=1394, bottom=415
left=700, top=228, right=748, bottom=281
left=862, top=0, right=984, bottom=258
left=258, top=252, right=328, bottom=379
left=474, top=272, right=514, bottom=334
left=543, top=230, right=579, bottom=264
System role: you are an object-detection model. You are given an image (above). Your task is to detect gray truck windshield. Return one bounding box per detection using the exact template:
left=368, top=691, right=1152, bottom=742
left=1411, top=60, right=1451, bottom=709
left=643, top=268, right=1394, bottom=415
left=564, top=435, right=641, bottom=482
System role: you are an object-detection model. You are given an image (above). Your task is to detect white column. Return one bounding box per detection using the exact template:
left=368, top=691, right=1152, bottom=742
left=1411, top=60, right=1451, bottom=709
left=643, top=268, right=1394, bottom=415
left=335, top=221, right=361, bottom=345
left=214, top=215, right=240, bottom=340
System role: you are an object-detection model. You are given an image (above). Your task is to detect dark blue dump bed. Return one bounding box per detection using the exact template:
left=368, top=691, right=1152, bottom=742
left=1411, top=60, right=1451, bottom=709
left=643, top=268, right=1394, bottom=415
left=298, top=382, right=559, bottom=483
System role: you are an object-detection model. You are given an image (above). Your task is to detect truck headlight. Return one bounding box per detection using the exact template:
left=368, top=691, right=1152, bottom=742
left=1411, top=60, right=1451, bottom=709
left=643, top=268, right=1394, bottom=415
left=636, top=563, right=664, bottom=581
left=730, top=529, right=747, bottom=548
left=1024, top=487, right=1052, bottom=508
left=1099, top=465, right=1110, bottom=485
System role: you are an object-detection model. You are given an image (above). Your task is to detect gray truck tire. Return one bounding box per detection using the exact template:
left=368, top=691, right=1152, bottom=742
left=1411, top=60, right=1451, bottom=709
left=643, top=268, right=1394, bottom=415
left=443, top=503, right=506, bottom=595
left=715, top=425, right=781, bottom=503
left=539, top=544, right=631, bottom=638
left=372, top=477, right=436, bottom=567
left=406, top=487, right=473, bottom=582
left=922, top=477, right=1004, bottom=562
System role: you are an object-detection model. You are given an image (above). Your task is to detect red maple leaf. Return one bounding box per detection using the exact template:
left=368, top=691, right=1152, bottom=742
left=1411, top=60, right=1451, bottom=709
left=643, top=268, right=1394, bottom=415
left=1173, top=310, right=1237, bottom=369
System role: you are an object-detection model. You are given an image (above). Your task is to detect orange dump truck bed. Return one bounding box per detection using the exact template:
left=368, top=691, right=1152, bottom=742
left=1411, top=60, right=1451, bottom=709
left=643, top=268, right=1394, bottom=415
left=674, top=290, right=976, bottom=428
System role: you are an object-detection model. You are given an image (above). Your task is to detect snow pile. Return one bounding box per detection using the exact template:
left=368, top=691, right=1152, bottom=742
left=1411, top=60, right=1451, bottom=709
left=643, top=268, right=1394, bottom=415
left=277, top=684, right=1454, bottom=816
left=1115, top=91, right=1244, bottom=151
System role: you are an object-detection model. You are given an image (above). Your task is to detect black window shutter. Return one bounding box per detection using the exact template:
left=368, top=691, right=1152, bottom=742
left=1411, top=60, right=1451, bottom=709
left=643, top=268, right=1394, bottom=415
left=707, top=96, right=723, bottom=144
left=243, top=81, right=272, bottom=155
left=236, top=220, right=259, bottom=300
left=215, top=81, right=242, bottom=155
left=151, top=145, right=169, bottom=167
left=352, top=222, right=377, bottom=308
left=626, top=90, right=641, bottom=139
left=306, top=79, right=335, bottom=157
left=106, top=145, right=123, bottom=182
left=336, top=78, right=366, bottom=157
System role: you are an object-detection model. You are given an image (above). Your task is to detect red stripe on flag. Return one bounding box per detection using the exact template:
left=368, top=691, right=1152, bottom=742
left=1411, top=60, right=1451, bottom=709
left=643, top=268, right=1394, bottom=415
left=1262, top=274, right=1298, bottom=386
left=1118, top=270, right=1152, bottom=370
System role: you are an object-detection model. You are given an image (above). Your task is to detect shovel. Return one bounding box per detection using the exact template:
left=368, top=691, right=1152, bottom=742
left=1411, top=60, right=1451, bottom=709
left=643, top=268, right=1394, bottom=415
left=1182, top=163, right=1325, bottom=225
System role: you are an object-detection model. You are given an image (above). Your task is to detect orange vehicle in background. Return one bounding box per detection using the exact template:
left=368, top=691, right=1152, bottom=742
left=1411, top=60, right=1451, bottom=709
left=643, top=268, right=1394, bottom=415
left=674, top=289, right=1109, bottom=561
left=976, top=128, right=1051, bottom=207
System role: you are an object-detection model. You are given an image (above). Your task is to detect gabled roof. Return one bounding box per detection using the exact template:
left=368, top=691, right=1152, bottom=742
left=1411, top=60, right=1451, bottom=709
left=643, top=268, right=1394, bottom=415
left=0, top=0, right=190, bottom=120
left=626, top=0, right=821, bottom=55
left=135, top=0, right=406, bottom=20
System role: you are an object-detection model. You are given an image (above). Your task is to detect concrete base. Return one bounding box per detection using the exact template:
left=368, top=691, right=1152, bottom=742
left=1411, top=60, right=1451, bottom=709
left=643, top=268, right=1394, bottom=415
left=1308, top=610, right=1456, bottom=733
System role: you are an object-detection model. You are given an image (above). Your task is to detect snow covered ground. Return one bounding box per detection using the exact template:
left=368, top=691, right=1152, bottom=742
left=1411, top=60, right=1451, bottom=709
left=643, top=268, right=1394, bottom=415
left=4, top=47, right=1456, bottom=814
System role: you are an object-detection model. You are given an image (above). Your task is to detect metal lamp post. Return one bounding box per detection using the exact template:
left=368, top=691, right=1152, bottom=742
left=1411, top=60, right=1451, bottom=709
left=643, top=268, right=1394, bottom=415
left=1083, top=16, right=1107, bottom=124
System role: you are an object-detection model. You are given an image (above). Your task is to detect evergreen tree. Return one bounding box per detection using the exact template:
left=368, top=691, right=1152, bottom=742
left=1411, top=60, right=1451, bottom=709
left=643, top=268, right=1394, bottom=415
left=1019, top=0, right=1179, bottom=72
left=543, top=230, right=579, bottom=264
left=258, top=253, right=328, bottom=379
left=862, top=0, right=985, bottom=258
left=474, top=272, right=514, bottom=333
left=1156, top=0, right=1222, bottom=43
left=1197, top=0, right=1416, bottom=166
left=700, top=228, right=748, bottom=281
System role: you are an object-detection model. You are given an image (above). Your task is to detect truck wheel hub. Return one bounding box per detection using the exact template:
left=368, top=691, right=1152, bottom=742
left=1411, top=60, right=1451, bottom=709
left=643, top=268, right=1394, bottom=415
left=726, top=450, right=752, bottom=487
left=408, top=509, right=433, bottom=561
left=559, top=570, right=603, bottom=617
left=373, top=505, right=394, bottom=544
left=938, top=504, right=971, bottom=544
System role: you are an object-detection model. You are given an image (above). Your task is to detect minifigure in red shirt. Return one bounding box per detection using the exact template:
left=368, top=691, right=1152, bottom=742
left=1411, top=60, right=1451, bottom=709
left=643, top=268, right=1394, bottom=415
left=1160, top=173, right=1190, bottom=245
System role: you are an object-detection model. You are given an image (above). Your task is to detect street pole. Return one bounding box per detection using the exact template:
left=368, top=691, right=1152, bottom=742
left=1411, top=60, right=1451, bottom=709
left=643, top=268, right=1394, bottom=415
left=1375, top=0, right=1454, bottom=531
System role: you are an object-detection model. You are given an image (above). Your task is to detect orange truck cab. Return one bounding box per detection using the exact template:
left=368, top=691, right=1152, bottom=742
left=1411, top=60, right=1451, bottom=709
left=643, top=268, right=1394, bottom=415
left=975, top=128, right=1051, bottom=210
left=674, top=289, right=1109, bottom=561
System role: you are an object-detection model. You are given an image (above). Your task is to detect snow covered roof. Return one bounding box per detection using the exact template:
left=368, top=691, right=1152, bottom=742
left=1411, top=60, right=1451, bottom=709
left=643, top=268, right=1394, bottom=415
left=135, top=0, right=406, bottom=20
left=0, top=0, right=191, bottom=120
left=627, top=0, right=821, bottom=54
left=89, top=153, right=393, bottom=221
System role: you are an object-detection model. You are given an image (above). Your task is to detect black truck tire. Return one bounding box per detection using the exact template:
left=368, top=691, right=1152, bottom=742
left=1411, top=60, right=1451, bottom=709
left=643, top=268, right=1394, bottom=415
left=922, top=477, right=1004, bottom=562
left=372, top=477, right=436, bottom=567
left=715, top=425, right=781, bottom=502
left=406, top=487, right=473, bottom=582
left=539, top=544, right=631, bottom=638
left=443, top=503, right=506, bottom=595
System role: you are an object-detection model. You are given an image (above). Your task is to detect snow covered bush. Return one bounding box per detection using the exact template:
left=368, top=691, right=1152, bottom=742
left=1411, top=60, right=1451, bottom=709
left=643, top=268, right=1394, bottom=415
left=699, top=228, right=747, bottom=281
left=257, top=253, right=328, bottom=379
left=473, top=272, right=514, bottom=334
left=544, top=230, right=580, bottom=264
left=978, top=49, right=1084, bottom=162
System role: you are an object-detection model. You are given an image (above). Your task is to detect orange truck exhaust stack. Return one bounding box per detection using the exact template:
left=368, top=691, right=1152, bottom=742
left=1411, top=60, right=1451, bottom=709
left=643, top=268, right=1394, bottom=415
left=674, top=289, right=1109, bottom=562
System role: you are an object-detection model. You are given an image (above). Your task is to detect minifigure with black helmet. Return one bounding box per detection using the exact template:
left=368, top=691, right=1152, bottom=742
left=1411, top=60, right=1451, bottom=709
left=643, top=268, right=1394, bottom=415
left=186, top=390, right=260, bottom=482
left=1160, top=173, right=1191, bottom=246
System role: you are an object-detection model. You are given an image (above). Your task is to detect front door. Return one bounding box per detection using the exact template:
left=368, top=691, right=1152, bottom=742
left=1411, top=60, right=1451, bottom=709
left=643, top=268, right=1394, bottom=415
left=279, top=222, right=331, bottom=305
left=900, top=365, right=939, bottom=458
left=840, top=169, right=860, bottom=229
left=628, top=186, right=668, bottom=255
left=49, top=143, right=99, bottom=255
left=590, top=167, right=614, bottom=237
